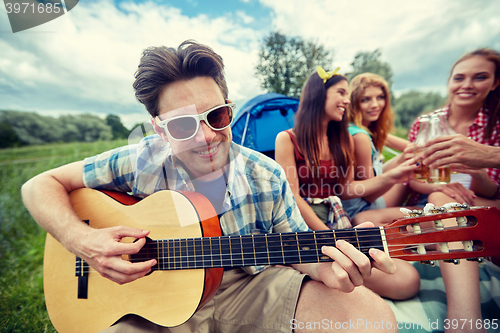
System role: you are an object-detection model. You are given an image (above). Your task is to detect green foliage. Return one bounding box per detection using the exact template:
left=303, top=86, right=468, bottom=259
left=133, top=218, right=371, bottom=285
left=0, top=139, right=128, bottom=332
left=1, top=111, right=62, bottom=145
left=106, top=114, right=130, bottom=139
left=391, top=125, right=411, bottom=140
left=255, top=31, right=334, bottom=98
left=60, top=114, right=113, bottom=142
left=345, top=49, right=393, bottom=89
left=254, top=32, right=448, bottom=136
left=0, top=121, right=23, bottom=148
left=394, top=90, right=447, bottom=128
left=0, top=110, right=115, bottom=147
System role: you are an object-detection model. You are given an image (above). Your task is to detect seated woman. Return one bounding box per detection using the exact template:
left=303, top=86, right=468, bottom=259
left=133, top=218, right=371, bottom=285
left=422, top=48, right=499, bottom=333
left=357, top=48, right=500, bottom=333
left=341, top=73, right=412, bottom=224
left=274, top=66, right=420, bottom=300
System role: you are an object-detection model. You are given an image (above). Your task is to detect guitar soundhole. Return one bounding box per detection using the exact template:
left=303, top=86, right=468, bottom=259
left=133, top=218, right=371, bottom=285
left=129, top=237, right=158, bottom=275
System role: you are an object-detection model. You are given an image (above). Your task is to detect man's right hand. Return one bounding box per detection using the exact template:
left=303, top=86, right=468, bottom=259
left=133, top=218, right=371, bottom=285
left=72, top=226, right=157, bottom=285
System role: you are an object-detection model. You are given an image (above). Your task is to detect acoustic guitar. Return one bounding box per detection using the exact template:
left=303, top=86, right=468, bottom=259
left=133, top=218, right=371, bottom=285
left=43, top=188, right=500, bottom=333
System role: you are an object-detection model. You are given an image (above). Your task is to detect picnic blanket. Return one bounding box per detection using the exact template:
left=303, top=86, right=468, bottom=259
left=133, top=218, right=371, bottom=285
left=387, top=261, right=500, bottom=332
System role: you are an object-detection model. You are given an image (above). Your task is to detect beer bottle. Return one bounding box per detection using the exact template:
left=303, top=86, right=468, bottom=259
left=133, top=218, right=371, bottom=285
left=427, top=112, right=451, bottom=183
left=436, top=109, right=456, bottom=136
left=413, top=115, right=430, bottom=182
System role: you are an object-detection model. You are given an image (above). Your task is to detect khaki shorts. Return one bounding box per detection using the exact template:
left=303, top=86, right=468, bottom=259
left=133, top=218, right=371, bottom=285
left=101, top=266, right=306, bottom=333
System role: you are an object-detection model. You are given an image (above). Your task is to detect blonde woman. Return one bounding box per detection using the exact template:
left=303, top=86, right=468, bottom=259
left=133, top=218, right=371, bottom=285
left=342, top=73, right=411, bottom=224
left=355, top=48, right=500, bottom=333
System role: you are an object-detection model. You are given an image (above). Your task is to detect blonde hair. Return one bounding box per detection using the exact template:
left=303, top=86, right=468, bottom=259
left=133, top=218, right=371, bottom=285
left=347, top=73, right=394, bottom=152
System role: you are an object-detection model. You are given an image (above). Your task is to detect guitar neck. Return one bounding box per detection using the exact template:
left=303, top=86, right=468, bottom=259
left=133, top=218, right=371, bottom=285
left=131, top=227, right=386, bottom=270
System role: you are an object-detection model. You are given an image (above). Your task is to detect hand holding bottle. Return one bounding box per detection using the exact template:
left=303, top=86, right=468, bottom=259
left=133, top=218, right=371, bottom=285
left=413, top=110, right=456, bottom=184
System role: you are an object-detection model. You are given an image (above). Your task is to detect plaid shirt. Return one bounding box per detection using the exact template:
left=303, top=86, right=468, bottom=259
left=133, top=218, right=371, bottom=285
left=408, top=106, right=500, bottom=198
left=83, top=135, right=309, bottom=274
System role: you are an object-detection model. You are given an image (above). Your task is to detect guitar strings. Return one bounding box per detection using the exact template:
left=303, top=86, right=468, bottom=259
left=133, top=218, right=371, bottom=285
left=132, top=222, right=451, bottom=247
left=132, top=223, right=461, bottom=253
left=73, top=243, right=465, bottom=275
left=74, top=241, right=471, bottom=274
left=122, top=224, right=472, bottom=262
left=73, top=222, right=474, bottom=273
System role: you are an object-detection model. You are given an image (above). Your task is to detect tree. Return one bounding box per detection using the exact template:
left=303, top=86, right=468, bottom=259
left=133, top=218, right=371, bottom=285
left=255, top=31, right=334, bottom=98
left=346, top=49, right=393, bottom=89
left=0, top=121, right=23, bottom=148
left=0, top=110, right=114, bottom=145
left=106, top=114, right=130, bottom=139
left=0, top=110, right=60, bottom=145
left=393, top=90, right=447, bottom=129
left=71, top=114, right=113, bottom=142
left=59, top=114, right=113, bottom=142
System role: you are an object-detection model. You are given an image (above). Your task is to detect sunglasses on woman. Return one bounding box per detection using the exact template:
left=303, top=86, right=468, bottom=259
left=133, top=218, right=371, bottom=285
left=155, top=103, right=235, bottom=141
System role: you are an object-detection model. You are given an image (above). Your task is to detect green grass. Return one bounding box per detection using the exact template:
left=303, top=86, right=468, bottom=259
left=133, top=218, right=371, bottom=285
left=0, top=139, right=128, bottom=333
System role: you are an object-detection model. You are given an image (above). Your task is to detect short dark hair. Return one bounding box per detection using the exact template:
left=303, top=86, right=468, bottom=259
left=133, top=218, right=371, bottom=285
left=133, top=40, right=229, bottom=117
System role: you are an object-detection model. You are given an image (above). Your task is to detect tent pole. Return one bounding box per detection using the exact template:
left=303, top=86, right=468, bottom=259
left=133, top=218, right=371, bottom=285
left=240, top=112, right=251, bottom=145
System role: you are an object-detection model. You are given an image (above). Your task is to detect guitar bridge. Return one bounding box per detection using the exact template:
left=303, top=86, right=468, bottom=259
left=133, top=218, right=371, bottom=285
left=76, top=272, right=88, bottom=299
left=75, top=220, right=89, bottom=299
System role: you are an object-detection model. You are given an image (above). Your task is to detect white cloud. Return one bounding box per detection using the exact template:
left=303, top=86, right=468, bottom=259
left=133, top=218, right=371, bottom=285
left=259, top=0, right=451, bottom=64
left=236, top=10, right=255, bottom=24
left=1, top=0, right=500, bottom=128
left=0, top=0, right=265, bottom=127
left=259, top=0, right=500, bottom=93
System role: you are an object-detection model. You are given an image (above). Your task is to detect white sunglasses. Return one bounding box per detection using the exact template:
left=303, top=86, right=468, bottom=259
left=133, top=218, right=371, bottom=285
left=155, top=103, right=235, bottom=141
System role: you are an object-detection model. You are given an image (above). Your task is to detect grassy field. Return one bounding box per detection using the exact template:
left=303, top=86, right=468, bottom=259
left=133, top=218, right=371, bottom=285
left=0, top=139, right=128, bottom=333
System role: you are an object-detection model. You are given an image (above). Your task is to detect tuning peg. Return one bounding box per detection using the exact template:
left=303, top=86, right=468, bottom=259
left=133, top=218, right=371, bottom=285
left=408, top=210, right=424, bottom=217
left=420, top=260, right=435, bottom=266
left=442, top=202, right=470, bottom=211
left=443, top=259, right=460, bottom=265
left=466, top=257, right=483, bottom=263
left=430, top=207, right=447, bottom=215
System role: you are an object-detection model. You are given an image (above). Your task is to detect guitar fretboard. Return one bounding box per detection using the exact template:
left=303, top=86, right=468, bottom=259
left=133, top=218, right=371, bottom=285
left=130, top=227, right=386, bottom=270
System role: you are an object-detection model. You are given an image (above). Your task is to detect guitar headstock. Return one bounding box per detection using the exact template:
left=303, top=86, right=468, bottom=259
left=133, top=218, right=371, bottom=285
left=383, top=205, right=500, bottom=264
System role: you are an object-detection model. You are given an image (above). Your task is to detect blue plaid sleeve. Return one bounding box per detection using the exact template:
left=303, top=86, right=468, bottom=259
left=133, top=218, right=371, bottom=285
left=271, top=164, right=310, bottom=233
left=83, top=144, right=137, bottom=192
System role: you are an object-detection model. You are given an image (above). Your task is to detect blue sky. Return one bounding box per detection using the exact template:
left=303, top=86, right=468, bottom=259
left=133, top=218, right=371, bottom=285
left=1, top=0, right=500, bottom=128
left=128, top=0, right=272, bottom=22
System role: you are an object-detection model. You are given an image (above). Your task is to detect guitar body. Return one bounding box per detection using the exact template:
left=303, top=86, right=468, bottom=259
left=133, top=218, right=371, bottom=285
left=43, top=188, right=223, bottom=333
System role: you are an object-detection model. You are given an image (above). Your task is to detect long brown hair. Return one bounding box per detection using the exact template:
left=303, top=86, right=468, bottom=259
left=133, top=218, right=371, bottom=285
left=133, top=40, right=229, bottom=117
left=449, top=48, right=500, bottom=137
left=347, top=73, right=394, bottom=152
left=294, top=70, right=353, bottom=185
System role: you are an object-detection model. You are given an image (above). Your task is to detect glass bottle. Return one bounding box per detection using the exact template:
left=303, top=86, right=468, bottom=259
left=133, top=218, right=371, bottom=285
left=438, top=109, right=459, bottom=178
left=427, top=112, right=451, bottom=184
left=436, top=109, right=456, bottom=136
left=413, top=115, right=430, bottom=182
